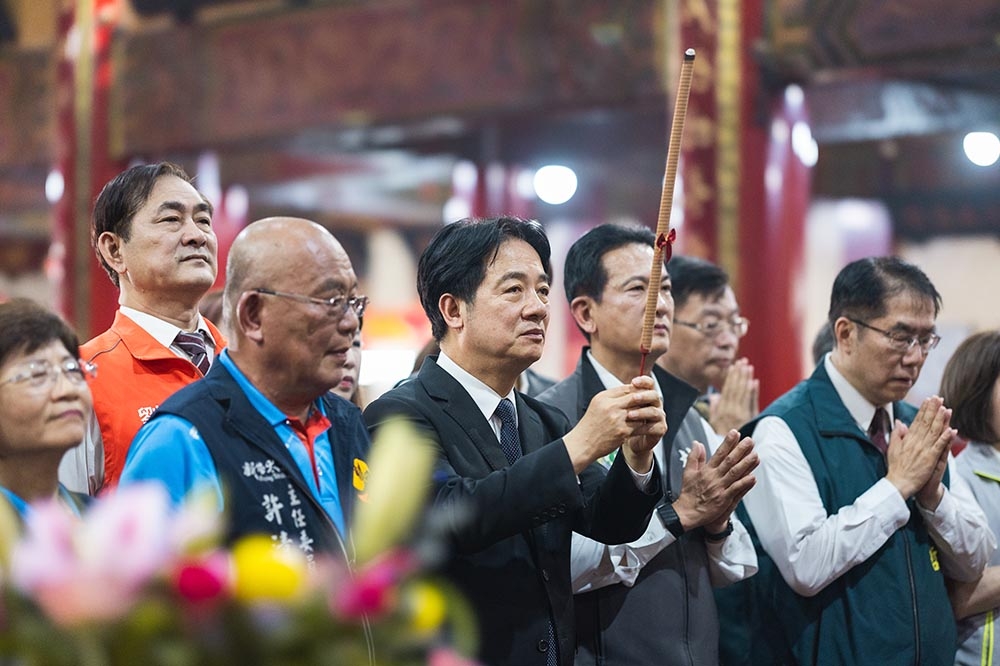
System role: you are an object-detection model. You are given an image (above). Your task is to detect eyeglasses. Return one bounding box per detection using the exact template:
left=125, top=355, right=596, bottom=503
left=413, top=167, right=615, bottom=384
left=848, top=318, right=940, bottom=355
left=0, top=358, right=97, bottom=393
left=252, top=288, right=368, bottom=319
left=674, top=314, right=749, bottom=339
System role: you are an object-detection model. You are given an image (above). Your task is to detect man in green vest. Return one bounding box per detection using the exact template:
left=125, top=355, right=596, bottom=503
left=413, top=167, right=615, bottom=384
left=740, top=256, right=995, bottom=665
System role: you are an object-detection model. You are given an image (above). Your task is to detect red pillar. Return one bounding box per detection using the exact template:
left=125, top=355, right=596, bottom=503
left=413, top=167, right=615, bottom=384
left=735, top=2, right=811, bottom=405
left=53, top=0, right=125, bottom=338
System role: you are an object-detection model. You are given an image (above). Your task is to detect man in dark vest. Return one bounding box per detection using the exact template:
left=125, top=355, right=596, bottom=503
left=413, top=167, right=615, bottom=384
left=740, top=256, right=995, bottom=664
left=364, top=216, right=666, bottom=666
left=120, top=217, right=370, bottom=563
left=537, top=223, right=758, bottom=665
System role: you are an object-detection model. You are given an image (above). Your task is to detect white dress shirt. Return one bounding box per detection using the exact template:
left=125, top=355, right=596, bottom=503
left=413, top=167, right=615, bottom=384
left=742, top=353, right=996, bottom=598
left=570, top=351, right=758, bottom=593
left=436, top=351, right=655, bottom=486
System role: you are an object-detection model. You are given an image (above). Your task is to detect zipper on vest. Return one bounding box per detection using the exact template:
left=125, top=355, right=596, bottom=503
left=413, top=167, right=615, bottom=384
left=902, top=536, right=920, bottom=665
left=678, top=535, right=694, bottom=666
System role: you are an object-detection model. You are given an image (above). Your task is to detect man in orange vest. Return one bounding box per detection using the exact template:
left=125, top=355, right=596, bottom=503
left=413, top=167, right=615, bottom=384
left=60, top=162, right=225, bottom=493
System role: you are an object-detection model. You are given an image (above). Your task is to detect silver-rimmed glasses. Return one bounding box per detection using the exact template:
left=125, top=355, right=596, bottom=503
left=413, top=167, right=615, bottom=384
left=252, top=288, right=369, bottom=319
left=0, top=358, right=97, bottom=393
left=673, top=314, right=749, bottom=339
left=848, top=318, right=940, bottom=354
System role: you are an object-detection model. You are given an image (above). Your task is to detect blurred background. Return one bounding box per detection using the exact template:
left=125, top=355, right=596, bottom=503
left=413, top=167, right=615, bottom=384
left=1, top=0, right=998, bottom=405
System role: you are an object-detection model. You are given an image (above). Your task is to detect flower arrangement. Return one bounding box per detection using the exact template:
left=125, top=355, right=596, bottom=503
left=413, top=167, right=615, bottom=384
left=0, top=419, right=479, bottom=666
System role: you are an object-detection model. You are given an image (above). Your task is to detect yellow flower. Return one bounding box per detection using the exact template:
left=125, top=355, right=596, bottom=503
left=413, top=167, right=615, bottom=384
left=231, top=534, right=307, bottom=602
left=352, top=418, right=436, bottom=565
left=406, top=580, right=447, bottom=635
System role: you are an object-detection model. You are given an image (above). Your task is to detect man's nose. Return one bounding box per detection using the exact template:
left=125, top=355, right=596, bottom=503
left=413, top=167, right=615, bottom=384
left=181, top=217, right=210, bottom=244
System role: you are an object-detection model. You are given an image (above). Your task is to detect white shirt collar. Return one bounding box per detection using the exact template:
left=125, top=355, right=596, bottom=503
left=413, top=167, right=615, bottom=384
left=586, top=349, right=663, bottom=401
left=436, top=350, right=518, bottom=425
left=824, top=352, right=894, bottom=433
left=120, top=306, right=214, bottom=349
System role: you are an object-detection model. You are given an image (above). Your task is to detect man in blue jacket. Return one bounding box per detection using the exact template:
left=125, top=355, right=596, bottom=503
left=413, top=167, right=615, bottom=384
left=121, top=217, right=370, bottom=563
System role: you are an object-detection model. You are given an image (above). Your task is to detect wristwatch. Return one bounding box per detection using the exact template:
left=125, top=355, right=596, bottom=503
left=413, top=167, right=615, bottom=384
left=704, top=519, right=734, bottom=542
left=657, top=501, right=686, bottom=539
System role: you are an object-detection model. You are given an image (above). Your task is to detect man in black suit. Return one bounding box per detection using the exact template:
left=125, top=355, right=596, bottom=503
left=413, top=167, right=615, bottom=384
left=363, top=216, right=666, bottom=666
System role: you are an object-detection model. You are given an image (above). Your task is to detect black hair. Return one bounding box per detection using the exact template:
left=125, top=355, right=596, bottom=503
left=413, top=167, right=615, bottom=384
left=0, top=299, right=80, bottom=369
left=418, top=216, right=551, bottom=341
left=92, top=162, right=210, bottom=287
left=563, top=223, right=655, bottom=304
left=666, top=255, right=729, bottom=310
left=828, top=256, right=942, bottom=331
left=562, top=223, right=655, bottom=340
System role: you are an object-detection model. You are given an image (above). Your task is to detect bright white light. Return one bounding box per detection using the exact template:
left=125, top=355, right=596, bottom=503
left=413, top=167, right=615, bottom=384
left=443, top=196, right=471, bottom=223
left=785, top=85, right=804, bottom=110
left=45, top=169, right=64, bottom=204
left=452, top=160, right=478, bottom=192
left=533, top=165, right=578, bottom=205
left=224, top=184, right=249, bottom=220
left=792, top=121, right=819, bottom=167
left=964, top=132, right=1000, bottom=167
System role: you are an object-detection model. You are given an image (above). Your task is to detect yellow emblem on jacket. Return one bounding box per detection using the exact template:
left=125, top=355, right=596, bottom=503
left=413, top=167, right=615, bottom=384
left=353, top=458, right=369, bottom=492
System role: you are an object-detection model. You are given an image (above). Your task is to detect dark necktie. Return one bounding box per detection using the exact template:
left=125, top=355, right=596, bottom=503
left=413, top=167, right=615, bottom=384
left=494, top=398, right=523, bottom=465
left=174, top=330, right=211, bottom=375
left=493, top=398, right=557, bottom=665
left=868, top=407, right=889, bottom=457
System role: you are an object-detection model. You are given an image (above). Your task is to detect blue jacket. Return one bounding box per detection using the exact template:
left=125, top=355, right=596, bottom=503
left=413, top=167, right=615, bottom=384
left=152, top=360, right=370, bottom=561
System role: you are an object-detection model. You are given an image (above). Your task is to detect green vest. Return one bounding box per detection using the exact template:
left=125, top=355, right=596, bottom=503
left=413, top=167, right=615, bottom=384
left=743, top=362, right=955, bottom=666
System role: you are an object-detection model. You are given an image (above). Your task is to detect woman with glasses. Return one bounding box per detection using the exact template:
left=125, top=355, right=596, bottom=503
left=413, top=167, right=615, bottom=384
left=0, top=299, right=93, bottom=518
left=942, top=330, right=1000, bottom=666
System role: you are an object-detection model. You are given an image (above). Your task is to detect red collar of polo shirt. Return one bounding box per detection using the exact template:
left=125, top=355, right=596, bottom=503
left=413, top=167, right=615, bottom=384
left=287, top=409, right=332, bottom=489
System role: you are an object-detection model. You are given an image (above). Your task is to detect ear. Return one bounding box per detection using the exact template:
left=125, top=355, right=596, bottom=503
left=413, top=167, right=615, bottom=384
left=96, top=232, right=127, bottom=277
left=832, top=317, right=854, bottom=353
left=570, top=296, right=598, bottom=336
left=236, top=291, right=265, bottom=343
left=438, top=293, right=464, bottom=334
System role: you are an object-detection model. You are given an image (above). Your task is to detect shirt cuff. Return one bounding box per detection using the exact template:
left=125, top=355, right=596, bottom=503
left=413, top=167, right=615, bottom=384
left=865, top=477, right=913, bottom=529
left=916, top=485, right=955, bottom=530
left=627, top=464, right=656, bottom=491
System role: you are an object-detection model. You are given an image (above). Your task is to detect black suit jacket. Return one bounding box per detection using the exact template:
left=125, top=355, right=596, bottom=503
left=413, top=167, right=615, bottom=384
left=363, top=357, right=661, bottom=666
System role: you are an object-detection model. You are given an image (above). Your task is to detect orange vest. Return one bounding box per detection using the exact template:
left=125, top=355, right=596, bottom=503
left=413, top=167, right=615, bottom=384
left=81, top=311, right=227, bottom=490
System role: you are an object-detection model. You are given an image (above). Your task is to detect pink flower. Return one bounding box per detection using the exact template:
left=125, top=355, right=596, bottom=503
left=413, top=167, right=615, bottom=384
left=9, top=500, right=79, bottom=590
left=10, top=483, right=177, bottom=626
left=332, top=549, right=416, bottom=619
left=174, top=552, right=231, bottom=604
left=428, top=647, right=481, bottom=666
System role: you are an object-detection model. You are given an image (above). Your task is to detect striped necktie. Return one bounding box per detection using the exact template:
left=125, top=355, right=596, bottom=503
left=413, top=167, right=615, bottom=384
left=175, top=330, right=211, bottom=375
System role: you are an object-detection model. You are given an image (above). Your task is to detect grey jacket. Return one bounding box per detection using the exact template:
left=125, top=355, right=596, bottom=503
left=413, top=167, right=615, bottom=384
left=955, top=442, right=1000, bottom=666
left=537, top=350, right=720, bottom=666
